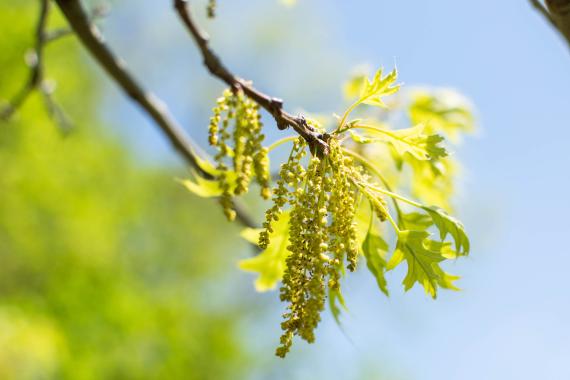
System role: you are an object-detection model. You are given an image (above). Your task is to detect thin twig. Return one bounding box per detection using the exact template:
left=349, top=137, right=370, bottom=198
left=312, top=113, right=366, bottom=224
left=0, top=0, right=49, bottom=120
left=173, top=0, right=330, bottom=156
left=1, top=0, right=74, bottom=132
left=45, top=4, right=110, bottom=44
left=52, top=0, right=257, bottom=228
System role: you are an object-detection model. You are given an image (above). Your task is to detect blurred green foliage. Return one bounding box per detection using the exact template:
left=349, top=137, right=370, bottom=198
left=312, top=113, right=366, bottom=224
left=0, top=3, right=254, bottom=379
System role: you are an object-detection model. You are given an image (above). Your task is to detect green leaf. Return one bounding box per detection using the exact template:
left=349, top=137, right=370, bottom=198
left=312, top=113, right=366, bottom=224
left=404, top=155, right=456, bottom=211
left=400, top=212, right=433, bottom=231
left=329, top=287, right=348, bottom=326
left=387, top=124, right=448, bottom=161
left=238, top=212, right=290, bottom=292
left=422, top=205, right=470, bottom=255
left=362, top=226, right=390, bottom=296
left=348, top=130, right=373, bottom=144
left=349, top=124, right=448, bottom=161
left=179, top=171, right=237, bottom=198
left=344, top=73, right=368, bottom=100
left=358, top=68, right=400, bottom=108
left=194, top=155, right=221, bottom=177
left=409, top=90, right=475, bottom=143
left=388, top=230, right=459, bottom=298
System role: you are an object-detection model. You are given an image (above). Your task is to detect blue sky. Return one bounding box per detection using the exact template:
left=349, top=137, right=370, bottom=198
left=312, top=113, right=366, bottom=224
left=99, top=0, right=570, bottom=378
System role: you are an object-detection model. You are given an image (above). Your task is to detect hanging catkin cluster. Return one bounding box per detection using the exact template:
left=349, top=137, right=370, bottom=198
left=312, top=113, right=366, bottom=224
left=259, top=137, right=381, bottom=357
left=206, top=0, right=216, bottom=18
left=208, top=88, right=270, bottom=221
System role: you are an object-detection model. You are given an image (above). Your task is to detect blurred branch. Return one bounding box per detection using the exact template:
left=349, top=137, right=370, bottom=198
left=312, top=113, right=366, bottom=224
left=173, top=0, right=330, bottom=156
left=45, top=4, right=109, bottom=43
left=50, top=0, right=257, bottom=229
left=531, top=0, right=570, bottom=50
left=1, top=0, right=71, bottom=132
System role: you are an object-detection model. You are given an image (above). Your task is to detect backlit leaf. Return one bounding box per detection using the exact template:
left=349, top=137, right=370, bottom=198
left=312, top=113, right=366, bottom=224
left=362, top=221, right=390, bottom=296
left=388, top=230, right=459, bottom=298
left=358, top=68, right=400, bottom=108
left=422, top=205, right=470, bottom=255
left=349, top=124, right=448, bottom=161
left=179, top=171, right=237, bottom=198
left=238, top=212, right=291, bottom=292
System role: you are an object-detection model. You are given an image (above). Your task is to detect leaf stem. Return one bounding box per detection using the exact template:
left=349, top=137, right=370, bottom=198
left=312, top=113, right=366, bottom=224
left=335, top=101, right=359, bottom=134
left=267, top=136, right=298, bottom=153
left=341, top=148, right=406, bottom=227
left=367, top=185, right=424, bottom=209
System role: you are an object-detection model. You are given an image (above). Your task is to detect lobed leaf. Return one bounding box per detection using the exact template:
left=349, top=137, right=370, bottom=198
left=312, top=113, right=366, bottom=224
left=400, top=212, right=433, bottom=231
left=358, top=68, right=400, bottom=108
left=349, top=124, right=448, bottom=161
left=409, top=90, right=475, bottom=143
left=386, top=124, right=447, bottom=161
left=329, top=287, right=348, bottom=326
left=179, top=170, right=238, bottom=198
left=238, top=212, right=291, bottom=292
left=388, top=230, right=459, bottom=298
left=422, top=205, right=470, bottom=255
left=362, top=225, right=390, bottom=296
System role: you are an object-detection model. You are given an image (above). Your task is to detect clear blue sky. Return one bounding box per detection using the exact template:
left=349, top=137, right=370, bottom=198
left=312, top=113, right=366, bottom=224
left=100, top=0, right=570, bottom=378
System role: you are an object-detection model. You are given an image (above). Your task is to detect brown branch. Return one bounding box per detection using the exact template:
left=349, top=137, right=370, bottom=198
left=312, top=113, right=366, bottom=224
left=531, top=0, right=557, bottom=27
left=45, top=4, right=109, bottom=44
left=1, top=0, right=74, bottom=132
left=531, top=0, right=570, bottom=50
left=52, top=0, right=257, bottom=228
left=173, top=0, right=330, bottom=156
left=0, top=0, right=49, bottom=120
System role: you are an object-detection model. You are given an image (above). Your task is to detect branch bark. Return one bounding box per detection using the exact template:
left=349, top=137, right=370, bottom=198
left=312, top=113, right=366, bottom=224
left=173, top=0, right=331, bottom=156
left=532, top=0, right=570, bottom=50
left=52, top=0, right=257, bottom=228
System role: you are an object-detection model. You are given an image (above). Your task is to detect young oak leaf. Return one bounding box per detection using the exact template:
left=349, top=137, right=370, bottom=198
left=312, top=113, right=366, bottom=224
left=400, top=212, right=434, bottom=231
left=387, top=230, right=460, bottom=298
left=409, top=90, right=475, bottom=143
left=422, top=205, right=470, bottom=255
left=358, top=68, right=400, bottom=108
left=344, top=73, right=368, bottom=100
left=348, top=124, right=448, bottom=161
left=362, top=226, right=390, bottom=296
left=387, top=124, right=448, bottom=161
left=238, top=212, right=290, bottom=292
left=178, top=170, right=238, bottom=198
left=404, top=156, right=456, bottom=211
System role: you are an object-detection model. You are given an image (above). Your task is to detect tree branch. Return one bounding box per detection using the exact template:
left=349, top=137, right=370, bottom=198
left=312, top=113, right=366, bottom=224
left=1, top=0, right=74, bottom=132
left=173, top=0, right=330, bottom=156
left=1, top=0, right=49, bottom=120
left=52, top=0, right=257, bottom=228
left=531, top=0, right=570, bottom=50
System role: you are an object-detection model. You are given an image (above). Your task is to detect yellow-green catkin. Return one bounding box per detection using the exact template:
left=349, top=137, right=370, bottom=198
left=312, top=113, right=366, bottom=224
left=277, top=156, right=328, bottom=357
left=327, top=139, right=359, bottom=272
left=208, top=88, right=270, bottom=221
left=259, top=138, right=306, bottom=249
left=271, top=136, right=374, bottom=357
left=206, top=0, right=216, bottom=18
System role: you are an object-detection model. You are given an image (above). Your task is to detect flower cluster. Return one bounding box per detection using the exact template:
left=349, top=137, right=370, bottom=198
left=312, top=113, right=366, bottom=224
left=208, top=88, right=270, bottom=220
left=259, top=136, right=385, bottom=357
left=206, top=0, right=216, bottom=18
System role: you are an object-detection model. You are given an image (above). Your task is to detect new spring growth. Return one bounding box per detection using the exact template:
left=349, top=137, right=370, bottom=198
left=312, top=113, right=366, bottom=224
left=208, top=88, right=270, bottom=221
left=193, top=67, right=472, bottom=359
left=259, top=136, right=389, bottom=357
left=206, top=0, right=216, bottom=18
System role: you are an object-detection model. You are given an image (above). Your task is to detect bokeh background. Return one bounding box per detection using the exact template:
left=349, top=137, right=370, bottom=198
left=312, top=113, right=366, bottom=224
left=1, top=0, right=570, bottom=379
